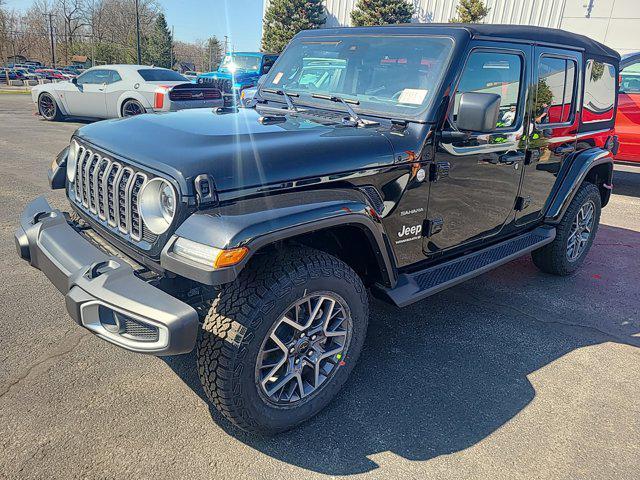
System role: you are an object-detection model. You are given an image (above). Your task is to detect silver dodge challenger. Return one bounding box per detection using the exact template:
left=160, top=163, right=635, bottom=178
left=32, top=64, right=224, bottom=121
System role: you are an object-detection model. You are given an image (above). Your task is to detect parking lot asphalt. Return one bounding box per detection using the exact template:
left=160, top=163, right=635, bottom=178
left=0, top=94, right=639, bottom=479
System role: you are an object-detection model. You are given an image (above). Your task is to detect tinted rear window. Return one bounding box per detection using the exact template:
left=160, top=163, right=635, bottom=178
left=138, top=69, right=187, bottom=82
left=582, top=60, right=616, bottom=123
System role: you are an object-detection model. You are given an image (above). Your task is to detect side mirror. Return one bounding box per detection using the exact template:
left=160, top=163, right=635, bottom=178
left=456, top=92, right=502, bottom=133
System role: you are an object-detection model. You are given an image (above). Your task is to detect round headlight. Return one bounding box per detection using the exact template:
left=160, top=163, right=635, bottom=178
left=139, top=178, right=176, bottom=235
left=67, top=140, right=79, bottom=182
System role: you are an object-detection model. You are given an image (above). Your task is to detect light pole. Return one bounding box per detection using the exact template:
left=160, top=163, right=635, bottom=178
left=44, top=13, right=56, bottom=66
left=134, top=0, right=142, bottom=64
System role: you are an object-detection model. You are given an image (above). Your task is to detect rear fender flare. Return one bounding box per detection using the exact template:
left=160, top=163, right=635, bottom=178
left=545, top=147, right=613, bottom=223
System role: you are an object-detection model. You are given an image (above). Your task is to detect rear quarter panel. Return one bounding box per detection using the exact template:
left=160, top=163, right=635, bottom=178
left=114, top=86, right=154, bottom=117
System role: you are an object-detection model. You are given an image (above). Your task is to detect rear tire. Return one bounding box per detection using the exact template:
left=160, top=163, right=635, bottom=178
left=197, top=246, right=369, bottom=434
left=532, top=182, right=601, bottom=275
left=121, top=99, right=145, bottom=117
left=38, top=93, right=63, bottom=121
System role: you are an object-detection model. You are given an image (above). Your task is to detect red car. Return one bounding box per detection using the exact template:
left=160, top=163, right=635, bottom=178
left=34, top=69, right=71, bottom=81
left=615, top=53, right=640, bottom=162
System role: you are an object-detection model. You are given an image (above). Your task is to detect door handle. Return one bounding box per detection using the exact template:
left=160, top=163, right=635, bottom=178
left=498, top=152, right=525, bottom=165
left=555, top=145, right=576, bottom=155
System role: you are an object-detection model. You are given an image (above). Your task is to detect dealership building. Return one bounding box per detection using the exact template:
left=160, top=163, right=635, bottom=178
left=268, top=0, right=639, bottom=55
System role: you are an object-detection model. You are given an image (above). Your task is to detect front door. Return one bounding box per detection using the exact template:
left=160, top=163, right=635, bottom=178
left=64, top=69, right=110, bottom=118
left=425, top=44, right=529, bottom=254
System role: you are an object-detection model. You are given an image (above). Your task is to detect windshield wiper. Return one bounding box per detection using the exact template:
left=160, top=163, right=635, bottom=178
left=262, top=88, right=299, bottom=111
left=310, top=93, right=379, bottom=127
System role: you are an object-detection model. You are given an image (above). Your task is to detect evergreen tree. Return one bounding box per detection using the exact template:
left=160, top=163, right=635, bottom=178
left=262, top=0, right=325, bottom=53
left=449, top=0, right=490, bottom=23
left=351, top=0, right=414, bottom=27
left=145, top=13, right=173, bottom=68
left=205, top=37, right=223, bottom=72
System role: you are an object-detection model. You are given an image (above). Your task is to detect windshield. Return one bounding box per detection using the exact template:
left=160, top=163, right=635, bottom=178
left=260, top=35, right=454, bottom=119
left=137, top=69, right=187, bottom=82
left=219, top=55, right=261, bottom=73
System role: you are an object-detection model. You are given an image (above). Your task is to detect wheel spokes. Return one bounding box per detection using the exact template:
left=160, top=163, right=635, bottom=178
left=256, top=292, right=352, bottom=406
left=567, top=200, right=596, bottom=262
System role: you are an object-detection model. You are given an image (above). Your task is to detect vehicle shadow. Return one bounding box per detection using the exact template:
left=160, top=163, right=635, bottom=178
left=162, top=224, right=639, bottom=475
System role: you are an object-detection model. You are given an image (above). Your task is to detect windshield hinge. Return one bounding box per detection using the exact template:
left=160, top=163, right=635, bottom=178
left=429, top=161, right=450, bottom=182
left=194, top=174, right=218, bottom=207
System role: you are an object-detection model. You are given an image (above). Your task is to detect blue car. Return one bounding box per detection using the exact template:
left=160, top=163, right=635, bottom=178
left=197, top=52, right=278, bottom=105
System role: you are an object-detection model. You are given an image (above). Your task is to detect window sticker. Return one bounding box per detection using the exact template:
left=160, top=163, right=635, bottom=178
left=398, top=89, right=428, bottom=105
left=273, top=72, right=283, bottom=84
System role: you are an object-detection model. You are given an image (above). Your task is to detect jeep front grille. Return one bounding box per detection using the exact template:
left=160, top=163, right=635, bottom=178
left=198, top=77, right=233, bottom=93
left=72, top=144, right=156, bottom=244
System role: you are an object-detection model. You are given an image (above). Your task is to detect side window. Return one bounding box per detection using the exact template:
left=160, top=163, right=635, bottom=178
left=76, top=70, right=99, bottom=85
left=108, top=70, right=122, bottom=84
left=535, top=56, right=577, bottom=125
left=454, top=51, right=522, bottom=129
left=261, top=57, right=276, bottom=75
left=620, top=61, right=640, bottom=94
left=77, top=69, right=110, bottom=85
left=583, top=60, right=616, bottom=123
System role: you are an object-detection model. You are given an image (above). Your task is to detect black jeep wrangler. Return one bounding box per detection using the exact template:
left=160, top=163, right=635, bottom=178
left=16, top=25, right=620, bottom=434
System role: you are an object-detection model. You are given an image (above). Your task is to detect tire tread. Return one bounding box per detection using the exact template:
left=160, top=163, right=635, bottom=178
left=197, top=246, right=368, bottom=434
left=532, top=182, right=601, bottom=275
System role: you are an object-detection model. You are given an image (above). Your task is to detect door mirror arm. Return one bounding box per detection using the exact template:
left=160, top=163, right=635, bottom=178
left=71, top=77, right=77, bottom=85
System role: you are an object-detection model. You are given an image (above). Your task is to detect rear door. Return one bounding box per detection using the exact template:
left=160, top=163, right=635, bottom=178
left=516, top=47, right=581, bottom=225
left=616, top=56, right=640, bottom=162
left=425, top=43, right=530, bottom=254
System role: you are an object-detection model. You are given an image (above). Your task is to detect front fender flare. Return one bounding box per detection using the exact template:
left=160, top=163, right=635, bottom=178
left=160, top=189, right=396, bottom=287
left=545, top=147, right=613, bottom=223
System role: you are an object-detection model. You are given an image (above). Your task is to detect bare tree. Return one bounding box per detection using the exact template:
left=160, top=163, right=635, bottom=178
left=56, top=0, right=88, bottom=63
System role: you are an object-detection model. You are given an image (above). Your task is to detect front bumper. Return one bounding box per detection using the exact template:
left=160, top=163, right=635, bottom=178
left=15, top=196, right=198, bottom=355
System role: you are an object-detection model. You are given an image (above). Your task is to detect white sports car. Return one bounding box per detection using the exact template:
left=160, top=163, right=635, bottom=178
left=32, top=64, right=224, bottom=121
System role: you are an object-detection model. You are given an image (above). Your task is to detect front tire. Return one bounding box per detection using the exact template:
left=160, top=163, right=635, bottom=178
left=197, top=246, right=369, bottom=434
left=532, top=182, right=601, bottom=275
left=38, top=93, right=63, bottom=121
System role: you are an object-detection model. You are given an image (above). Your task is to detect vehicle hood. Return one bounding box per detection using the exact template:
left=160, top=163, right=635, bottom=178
left=75, top=108, right=396, bottom=196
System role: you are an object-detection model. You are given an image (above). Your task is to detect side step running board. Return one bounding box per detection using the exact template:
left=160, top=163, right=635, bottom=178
left=378, top=226, right=556, bottom=307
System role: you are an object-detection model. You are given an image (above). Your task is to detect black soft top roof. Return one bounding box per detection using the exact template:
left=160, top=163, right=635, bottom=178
left=298, top=23, right=620, bottom=61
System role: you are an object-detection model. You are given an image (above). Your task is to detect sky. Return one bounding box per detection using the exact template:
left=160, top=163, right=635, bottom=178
left=5, top=0, right=265, bottom=51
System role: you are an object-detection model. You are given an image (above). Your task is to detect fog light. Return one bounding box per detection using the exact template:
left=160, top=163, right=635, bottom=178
left=173, top=237, right=248, bottom=268
left=98, top=305, right=120, bottom=333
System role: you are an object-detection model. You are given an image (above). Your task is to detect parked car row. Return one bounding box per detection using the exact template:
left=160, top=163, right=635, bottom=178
left=1, top=66, right=81, bottom=83
left=33, top=64, right=223, bottom=120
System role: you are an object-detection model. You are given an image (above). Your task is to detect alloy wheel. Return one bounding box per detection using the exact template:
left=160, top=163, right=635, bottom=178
left=256, top=292, right=352, bottom=407
left=39, top=95, right=56, bottom=119
left=122, top=100, right=144, bottom=117
left=566, top=200, right=595, bottom=262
